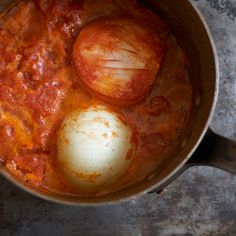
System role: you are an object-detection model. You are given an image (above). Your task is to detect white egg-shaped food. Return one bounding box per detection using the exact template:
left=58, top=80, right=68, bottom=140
left=57, top=105, right=135, bottom=192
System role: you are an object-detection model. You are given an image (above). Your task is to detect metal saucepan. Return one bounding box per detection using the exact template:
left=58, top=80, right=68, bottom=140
left=1, top=0, right=235, bottom=206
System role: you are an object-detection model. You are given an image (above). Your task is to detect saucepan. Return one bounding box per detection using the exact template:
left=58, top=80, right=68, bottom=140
left=1, top=0, right=235, bottom=206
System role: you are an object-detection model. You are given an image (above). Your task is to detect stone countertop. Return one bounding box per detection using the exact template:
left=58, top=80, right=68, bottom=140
left=1, top=0, right=236, bottom=235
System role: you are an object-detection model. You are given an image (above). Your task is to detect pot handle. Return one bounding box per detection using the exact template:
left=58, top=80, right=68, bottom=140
left=150, top=129, right=236, bottom=194
left=186, top=129, right=236, bottom=174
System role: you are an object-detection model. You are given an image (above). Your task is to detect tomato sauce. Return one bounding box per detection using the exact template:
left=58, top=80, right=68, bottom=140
left=0, top=0, right=193, bottom=195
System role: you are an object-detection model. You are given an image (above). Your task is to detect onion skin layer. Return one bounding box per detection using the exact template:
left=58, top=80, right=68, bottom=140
left=73, top=17, right=165, bottom=106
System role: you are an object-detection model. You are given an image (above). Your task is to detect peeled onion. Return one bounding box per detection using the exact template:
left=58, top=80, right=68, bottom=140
left=73, top=17, right=164, bottom=106
left=57, top=105, right=135, bottom=192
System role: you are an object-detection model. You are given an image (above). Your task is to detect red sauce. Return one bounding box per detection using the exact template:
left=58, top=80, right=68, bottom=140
left=0, top=0, right=193, bottom=195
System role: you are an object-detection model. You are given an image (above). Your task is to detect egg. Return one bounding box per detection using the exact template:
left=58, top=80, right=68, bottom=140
left=57, top=105, right=135, bottom=192
left=73, top=17, right=164, bottom=106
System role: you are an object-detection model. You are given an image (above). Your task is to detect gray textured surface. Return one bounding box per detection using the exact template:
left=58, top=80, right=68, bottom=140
left=1, top=0, right=236, bottom=235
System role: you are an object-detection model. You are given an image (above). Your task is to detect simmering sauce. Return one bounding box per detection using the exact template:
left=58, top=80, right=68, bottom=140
left=0, top=0, right=192, bottom=195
